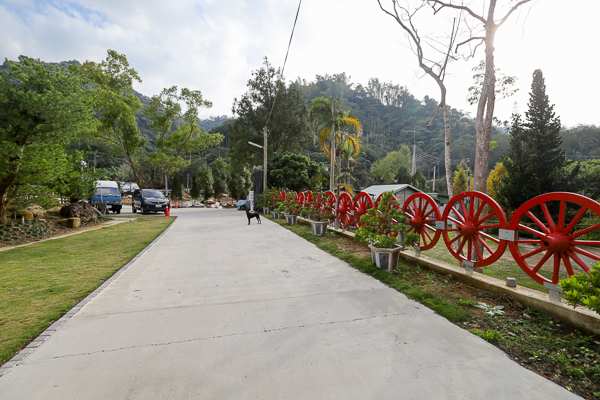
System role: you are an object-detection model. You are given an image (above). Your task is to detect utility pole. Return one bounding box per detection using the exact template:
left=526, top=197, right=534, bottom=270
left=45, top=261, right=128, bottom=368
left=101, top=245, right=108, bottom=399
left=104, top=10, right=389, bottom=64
left=412, top=144, right=417, bottom=176
left=263, top=126, right=268, bottom=193
left=432, top=164, right=436, bottom=192
left=467, top=158, right=471, bottom=191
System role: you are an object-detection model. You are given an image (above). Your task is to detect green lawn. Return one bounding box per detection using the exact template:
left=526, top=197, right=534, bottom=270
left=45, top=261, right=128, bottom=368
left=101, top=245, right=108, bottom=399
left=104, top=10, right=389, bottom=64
left=0, top=216, right=174, bottom=365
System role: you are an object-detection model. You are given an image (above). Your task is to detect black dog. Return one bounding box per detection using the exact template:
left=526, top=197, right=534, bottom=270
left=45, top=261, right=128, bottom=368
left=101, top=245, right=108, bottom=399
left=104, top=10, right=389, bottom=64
left=246, top=209, right=261, bottom=225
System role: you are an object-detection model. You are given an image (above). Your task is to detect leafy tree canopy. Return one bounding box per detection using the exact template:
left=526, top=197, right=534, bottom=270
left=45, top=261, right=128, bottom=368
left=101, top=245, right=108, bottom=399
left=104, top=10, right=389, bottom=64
left=228, top=57, right=310, bottom=167
left=269, top=152, right=324, bottom=192
left=0, top=56, right=95, bottom=223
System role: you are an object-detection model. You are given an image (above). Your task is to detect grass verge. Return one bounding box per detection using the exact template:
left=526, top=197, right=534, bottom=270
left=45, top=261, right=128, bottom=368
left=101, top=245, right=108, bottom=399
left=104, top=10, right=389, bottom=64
left=0, top=216, right=174, bottom=365
left=268, top=216, right=600, bottom=399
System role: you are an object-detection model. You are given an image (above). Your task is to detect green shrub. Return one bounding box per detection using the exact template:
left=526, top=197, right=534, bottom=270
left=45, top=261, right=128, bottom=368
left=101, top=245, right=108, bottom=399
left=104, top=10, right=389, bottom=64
left=561, top=262, right=600, bottom=315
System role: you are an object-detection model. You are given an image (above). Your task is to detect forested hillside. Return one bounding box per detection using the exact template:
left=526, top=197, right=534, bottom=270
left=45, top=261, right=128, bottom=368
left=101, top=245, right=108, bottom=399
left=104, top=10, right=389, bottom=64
left=3, top=56, right=598, bottom=198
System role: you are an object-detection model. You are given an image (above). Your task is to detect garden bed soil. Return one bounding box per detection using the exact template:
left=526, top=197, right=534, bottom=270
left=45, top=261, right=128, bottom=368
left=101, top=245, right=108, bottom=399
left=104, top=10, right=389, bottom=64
left=277, top=219, right=600, bottom=399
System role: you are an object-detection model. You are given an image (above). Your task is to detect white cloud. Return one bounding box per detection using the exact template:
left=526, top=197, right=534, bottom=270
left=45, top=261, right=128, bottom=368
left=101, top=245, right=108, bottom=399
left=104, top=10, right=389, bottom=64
left=1, top=0, right=598, bottom=126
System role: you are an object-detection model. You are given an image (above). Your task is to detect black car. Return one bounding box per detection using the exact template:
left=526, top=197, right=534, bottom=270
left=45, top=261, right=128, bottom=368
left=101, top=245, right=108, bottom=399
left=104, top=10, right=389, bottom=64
left=132, top=189, right=170, bottom=214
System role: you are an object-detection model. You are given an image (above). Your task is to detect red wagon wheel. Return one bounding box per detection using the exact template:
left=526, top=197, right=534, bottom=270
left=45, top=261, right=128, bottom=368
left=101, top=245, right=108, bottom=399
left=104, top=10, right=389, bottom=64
left=324, top=191, right=337, bottom=222
left=305, top=190, right=313, bottom=205
left=374, top=192, right=401, bottom=237
left=325, top=191, right=337, bottom=208
left=337, top=192, right=354, bottom=228
left=402, top=193, right=442, bottom=251
left=508, top=192, right=600, bottom=285
left=354, top=192, right=374, bottom=228
left=442, top=191, right=508, bottom=267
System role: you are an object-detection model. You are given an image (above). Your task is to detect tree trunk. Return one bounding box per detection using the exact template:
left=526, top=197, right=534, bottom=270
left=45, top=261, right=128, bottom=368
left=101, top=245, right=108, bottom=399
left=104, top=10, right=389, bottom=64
left=473, top=22, right=497, bottom=194
left=330, top=121, right=335, bottom=192
left=441, top=103, right=454, bottom=199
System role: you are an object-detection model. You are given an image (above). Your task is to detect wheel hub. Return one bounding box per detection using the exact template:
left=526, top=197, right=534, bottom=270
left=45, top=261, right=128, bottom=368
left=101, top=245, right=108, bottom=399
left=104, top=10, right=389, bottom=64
left=459, top=222, right=476, bottom=237
left=541, top=232, right=569, bottom=253
left=411, top=216, right=423, bottom=229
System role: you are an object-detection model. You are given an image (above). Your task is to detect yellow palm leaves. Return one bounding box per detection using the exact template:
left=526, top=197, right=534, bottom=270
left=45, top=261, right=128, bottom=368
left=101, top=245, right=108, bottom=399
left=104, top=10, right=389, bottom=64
left=317, top=116, right=362, bottom=164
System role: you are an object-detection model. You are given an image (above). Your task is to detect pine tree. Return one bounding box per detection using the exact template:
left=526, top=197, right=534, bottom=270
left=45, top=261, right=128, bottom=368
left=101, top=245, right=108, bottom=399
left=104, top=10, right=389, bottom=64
left=497, top=69, right=573, bottom=210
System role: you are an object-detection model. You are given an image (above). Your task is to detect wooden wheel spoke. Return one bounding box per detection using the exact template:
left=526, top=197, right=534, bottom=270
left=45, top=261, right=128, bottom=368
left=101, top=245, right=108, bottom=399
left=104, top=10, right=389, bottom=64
left=570, top=246, right=600, bottom=262
left=473, top=199, right=486, bottom=221
left=558, top=201, right=566, bottom=233
left=425, top=224, right=436, bottom=233
left=451, top=207, right=465, bottom=222
left=521, top=246, right=545, bottom=260
left=516, top=239, right=544, bottom=244
left=407, top=226, right=414, bottom=233
left=474, top=234, right=494, bottom=255
left=563, top=207, right=587, bottom=235
left=517, top=223, right=546, bottom=238
left=566, top=250, right=591, bottom=272
left=449, top=233, right=463, bottom=245
left=540, top=202, right=557, bottom=233
left=459, top=199, right=468, bottom=220
left=469, top=196, right=475, bottom=219
left=525, top=210, right=551, bottom=235
left=457, top=236, right=468, bottom=254
left=568, top=223, right=600, bottom=240
left=478, top=231, right=500, bottom=244
left=553, top=254, right=561, bottom=283
left=447, top=216, right=462, bottom=226
left=423, top=209, right=435, bottom=219
left=420, top=231, right=427, bottom=246
left=423, top=228, right=433, bottom=241
left=467, top=238, right=473, bottom=260
left=474, top=211, right=495, bottom=226
left=571, top=240, right=600, bottom=246
left=407, top=204, right=417, bottom=218
left=472, top=239, right=484, bottom=260
left=423, top=218, right=437, bottom=223
left=477, top=224, right=501, bottom=230
left=533, top=251, right=552, bottom=274
left=561, top=253, right=575, bottom=276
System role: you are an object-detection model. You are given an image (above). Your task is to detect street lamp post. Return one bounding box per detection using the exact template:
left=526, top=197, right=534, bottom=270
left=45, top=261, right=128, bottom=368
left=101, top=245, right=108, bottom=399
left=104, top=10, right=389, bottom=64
left=248, top=138, right=267, bottom=193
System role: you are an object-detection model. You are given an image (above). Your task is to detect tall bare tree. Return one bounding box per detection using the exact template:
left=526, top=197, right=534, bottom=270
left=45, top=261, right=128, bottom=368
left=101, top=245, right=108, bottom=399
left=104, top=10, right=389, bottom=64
left=429, top=0, right=532, bottom=193
left=377, top=0, right=459, bottom=198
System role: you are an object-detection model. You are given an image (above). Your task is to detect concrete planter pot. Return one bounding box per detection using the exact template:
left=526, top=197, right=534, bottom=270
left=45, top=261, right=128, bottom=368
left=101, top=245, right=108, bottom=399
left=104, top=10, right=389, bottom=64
left=368, top=244, right=402, bottom=272
left=310, top=220, right=329, bottom=236
left=286, top=215, right=298, bottom=225
left=263, top=207, right=269, bottom=215
left=271, top=211, right=281, bottom=219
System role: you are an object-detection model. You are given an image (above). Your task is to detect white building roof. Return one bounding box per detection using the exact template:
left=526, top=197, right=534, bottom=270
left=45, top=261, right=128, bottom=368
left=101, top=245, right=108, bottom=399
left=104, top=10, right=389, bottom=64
left=361, top=184, right=423, bottom=199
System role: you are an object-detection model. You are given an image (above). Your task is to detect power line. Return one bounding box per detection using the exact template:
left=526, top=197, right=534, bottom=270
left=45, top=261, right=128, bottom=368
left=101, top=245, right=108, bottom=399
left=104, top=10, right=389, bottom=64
left=265, top=0, right=302, bottom=128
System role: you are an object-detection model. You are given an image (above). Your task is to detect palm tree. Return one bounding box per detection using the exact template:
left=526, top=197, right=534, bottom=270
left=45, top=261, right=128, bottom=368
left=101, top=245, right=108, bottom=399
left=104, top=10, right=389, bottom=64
left=309, top=95, right=362, bottom=194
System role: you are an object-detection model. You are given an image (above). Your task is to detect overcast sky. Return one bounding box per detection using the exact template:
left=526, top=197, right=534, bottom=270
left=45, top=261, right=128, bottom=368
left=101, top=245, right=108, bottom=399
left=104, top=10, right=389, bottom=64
left=1, top=0, right=598, bottom=128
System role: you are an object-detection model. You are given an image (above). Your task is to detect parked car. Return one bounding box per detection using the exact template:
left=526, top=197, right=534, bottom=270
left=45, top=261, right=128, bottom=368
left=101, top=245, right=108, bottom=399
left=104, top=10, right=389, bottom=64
left=132, top=189, right=170, bottom=214
left=90, top=180, right=122, bottom=214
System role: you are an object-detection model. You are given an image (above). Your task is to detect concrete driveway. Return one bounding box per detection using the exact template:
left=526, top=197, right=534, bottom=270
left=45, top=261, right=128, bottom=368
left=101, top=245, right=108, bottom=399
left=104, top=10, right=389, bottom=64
left=0, top=209, right=580, bottom=399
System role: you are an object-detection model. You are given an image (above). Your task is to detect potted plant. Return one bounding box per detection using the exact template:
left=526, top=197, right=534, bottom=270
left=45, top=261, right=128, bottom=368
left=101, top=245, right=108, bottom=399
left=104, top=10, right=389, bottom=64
left=272, top=201, right=285, bottom=219
left=306, top=192, right=334, bottom=236
left=354, top=191, right=412, bottom=271
left=285, top=196, right=302, bottom=225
